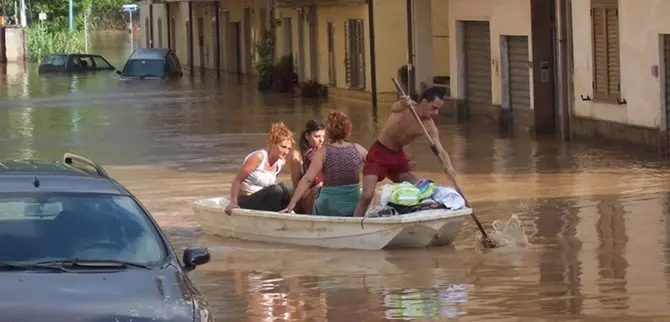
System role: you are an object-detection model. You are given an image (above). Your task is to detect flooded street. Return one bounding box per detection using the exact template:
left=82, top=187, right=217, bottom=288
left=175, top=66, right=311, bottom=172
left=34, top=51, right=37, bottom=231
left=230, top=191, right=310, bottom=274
left=2, top=32, right=670, bottom=321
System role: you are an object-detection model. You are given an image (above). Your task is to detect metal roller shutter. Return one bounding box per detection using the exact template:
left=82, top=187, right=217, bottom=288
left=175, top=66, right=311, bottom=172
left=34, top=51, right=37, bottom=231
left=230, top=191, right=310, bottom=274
left=508, top=36, right=531, bottom=111
left=464, top=21, right=492, bottom=111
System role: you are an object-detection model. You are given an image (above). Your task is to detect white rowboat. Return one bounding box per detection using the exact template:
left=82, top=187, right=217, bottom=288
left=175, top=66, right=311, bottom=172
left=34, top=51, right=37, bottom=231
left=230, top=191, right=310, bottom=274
left=192, top=197, right=472, bottom=251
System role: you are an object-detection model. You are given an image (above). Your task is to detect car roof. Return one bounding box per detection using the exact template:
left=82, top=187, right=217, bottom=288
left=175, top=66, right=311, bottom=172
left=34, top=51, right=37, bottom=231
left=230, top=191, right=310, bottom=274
left=43, top=53, right=105, bottom=60
left=128, top=48, right=169, bottom=60
left=0, top=155, right=127, bottom=195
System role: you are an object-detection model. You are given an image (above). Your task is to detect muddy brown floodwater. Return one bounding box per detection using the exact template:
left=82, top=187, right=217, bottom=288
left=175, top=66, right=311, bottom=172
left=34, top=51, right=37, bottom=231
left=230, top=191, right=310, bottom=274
left=2, top=32, right=670, bottom=321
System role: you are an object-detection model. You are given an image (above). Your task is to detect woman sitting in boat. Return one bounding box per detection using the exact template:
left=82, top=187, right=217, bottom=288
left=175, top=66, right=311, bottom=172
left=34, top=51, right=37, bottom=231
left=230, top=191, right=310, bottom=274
left=288, top=119, right=326, bottom=214
left=280, top=111, right=367, bottom=217
left=225, top=122, right=294, bottom=215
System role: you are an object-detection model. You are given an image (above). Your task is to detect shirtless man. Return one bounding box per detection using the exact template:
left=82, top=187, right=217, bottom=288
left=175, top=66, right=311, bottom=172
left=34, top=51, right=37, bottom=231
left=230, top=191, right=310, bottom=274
left=353, top=86, right=456, bottom=217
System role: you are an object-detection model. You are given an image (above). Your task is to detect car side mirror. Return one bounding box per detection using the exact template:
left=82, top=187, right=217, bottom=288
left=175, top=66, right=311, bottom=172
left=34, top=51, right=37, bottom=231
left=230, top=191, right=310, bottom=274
left=115, top=70, right=121, bottom=75
left=182, top=246, right=210, bottom=271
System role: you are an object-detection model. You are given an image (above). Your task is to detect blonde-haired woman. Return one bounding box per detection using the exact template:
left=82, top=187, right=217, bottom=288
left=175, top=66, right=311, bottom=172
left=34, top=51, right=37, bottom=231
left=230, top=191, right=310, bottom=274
left=225, top=122, right=294, bottom=215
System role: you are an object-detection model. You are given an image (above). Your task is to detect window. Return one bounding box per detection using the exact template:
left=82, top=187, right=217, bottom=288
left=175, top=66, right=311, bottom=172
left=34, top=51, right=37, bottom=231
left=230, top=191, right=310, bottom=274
left=41, top=55, right=66, bottom=67
left=51, top=55, right=66, bottom=67
left=91, top=56, right=114, bottom=69
left=591, top=0, right=620, bottom=102
left=122, top=59, right=166, bottom=77
left=0, top=193, right=167, bottom=267
left=71, top=55, right=95, bottom=70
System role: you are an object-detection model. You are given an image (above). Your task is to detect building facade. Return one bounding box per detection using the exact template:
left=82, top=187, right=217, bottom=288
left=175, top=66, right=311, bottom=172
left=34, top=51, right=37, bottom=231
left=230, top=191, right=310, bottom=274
left=138, top=0, right=670, bottom=152
left=445, top=0, right=670, bottom=150
left=139, top=0, right=273, bottom=76
left=139, top=0, right=450, bottom=102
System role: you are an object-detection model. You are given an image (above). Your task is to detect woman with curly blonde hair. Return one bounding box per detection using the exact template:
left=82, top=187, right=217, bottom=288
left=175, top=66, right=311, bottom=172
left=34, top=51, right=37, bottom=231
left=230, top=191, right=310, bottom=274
left=280, top=110, right=367, bottom=217
left=225, top=122, right=294, bottom=215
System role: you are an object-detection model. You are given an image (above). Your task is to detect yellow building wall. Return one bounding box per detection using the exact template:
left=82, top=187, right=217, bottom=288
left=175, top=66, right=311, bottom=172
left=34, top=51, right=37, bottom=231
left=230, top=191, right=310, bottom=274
left=313, top=5, right=370, bottom=87
left=276, top=7, right=298, bottom=76
left=431, top=0, right=449, bottom=78
left=171, top=3, right=188, bottom=64
left=139, top=2, right=150, bottom=48
left=274, top=1, right=410, bottom=93
left=225, top=0, right=271, bottom=75
left=372, top=0, right=408, bottom=93
left=151, top=3, right=168, bottom=49
left=191, top=3, right=216, bottom=69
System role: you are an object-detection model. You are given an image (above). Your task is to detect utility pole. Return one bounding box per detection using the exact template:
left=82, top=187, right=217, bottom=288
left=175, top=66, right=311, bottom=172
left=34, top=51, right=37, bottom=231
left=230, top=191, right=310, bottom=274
left=19, top=0, right=26, bottom=27
left=69, top=0, right=73, bottom=31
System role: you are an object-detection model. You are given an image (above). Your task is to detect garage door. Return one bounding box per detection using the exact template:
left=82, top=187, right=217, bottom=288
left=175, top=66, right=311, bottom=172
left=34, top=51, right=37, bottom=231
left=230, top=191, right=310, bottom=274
left=464, top=21, right=492, bottom=111
left=508, top=36, right=531, bottom=111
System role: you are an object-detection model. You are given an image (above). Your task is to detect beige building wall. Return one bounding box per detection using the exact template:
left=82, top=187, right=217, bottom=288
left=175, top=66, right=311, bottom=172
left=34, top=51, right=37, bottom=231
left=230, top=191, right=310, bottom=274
left=571, top=0, right=670, bottom=129
left=139, top=2, right=151, bottom=47
left=172, top=2, right=189, bottom=64
left=448, top=0, right=532, bottom=108
left=373, top=0, right=409, bottom=93
left=431, top=0, right=449, bottom=79
left=225, top=0, right=271, bottom=75
left=151, top=3, right=168, bottom=49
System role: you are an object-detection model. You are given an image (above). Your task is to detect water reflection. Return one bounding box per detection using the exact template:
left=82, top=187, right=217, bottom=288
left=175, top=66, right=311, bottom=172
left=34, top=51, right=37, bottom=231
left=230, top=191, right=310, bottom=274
left=3, top=31, right=670, bottom=321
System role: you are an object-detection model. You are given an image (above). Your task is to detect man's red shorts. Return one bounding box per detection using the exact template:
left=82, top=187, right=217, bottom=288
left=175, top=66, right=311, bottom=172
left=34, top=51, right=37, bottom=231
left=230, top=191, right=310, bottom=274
left=362, top=141, right=413, bottom=182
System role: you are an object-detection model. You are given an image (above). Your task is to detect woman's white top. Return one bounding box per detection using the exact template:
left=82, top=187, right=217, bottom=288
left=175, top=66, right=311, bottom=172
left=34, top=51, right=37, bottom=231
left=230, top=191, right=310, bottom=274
left=239, top=149, right=284, bottom=194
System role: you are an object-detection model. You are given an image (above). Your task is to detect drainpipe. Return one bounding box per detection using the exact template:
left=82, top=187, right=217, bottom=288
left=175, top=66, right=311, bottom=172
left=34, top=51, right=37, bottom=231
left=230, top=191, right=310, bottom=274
left=166, top=3, right=171, bottom=49
left=188, top=1, right=194, bottom=72
left=405, top=0, right=415, bottom=99
left=565, top=0, right=574, bottom=140
left=149, top=2, right=154, bottom=48
left=215, top=1, right=221, bottom=78
left=556, top=0, right=571, bottom=140
left=368, top=0, right=378, bottom=114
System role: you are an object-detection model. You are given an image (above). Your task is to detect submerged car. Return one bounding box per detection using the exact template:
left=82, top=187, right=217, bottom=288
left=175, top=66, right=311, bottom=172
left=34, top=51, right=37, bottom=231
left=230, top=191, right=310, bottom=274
left=38, top=53, right=117, bottom=74
left=0, top=153, right=213, bottom=322
left=117, top=48, right=183, bottom=80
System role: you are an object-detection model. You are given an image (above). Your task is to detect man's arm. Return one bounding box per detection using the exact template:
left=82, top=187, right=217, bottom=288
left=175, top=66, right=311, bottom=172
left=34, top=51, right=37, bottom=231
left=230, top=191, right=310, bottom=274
left=390, top=101, right=404, bottom=113
left=426, top=121, right=455, bottom=176
left=390, top=95, right=415, bottom=113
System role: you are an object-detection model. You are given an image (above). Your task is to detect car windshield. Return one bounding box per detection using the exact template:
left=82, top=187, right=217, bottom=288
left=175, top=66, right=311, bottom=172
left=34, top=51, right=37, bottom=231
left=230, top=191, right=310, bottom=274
left=0, top=193, right=167, bottom=267
left=92, top=56, right=114, bottom=69
left=40, top=55, right=66, bottom=67
left=122, top=59, right=165, bottom=77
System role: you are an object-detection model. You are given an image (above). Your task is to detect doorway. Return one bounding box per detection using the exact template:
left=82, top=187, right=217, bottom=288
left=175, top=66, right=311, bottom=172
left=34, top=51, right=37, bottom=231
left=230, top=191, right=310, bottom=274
left=297, top=9, right=305, bottom=82
left=327, top=21, right=336, bottom=86
left=197, top=17, right=204, bottom=69
left=345, top=19, right=365, bottom=89
left=531, top=0, right=557, bottom=134
left=463, top=21, right=492, bottom=114
left=662, top=35, right=670, bottom=154
left=243, top=8, right=252, bottom=75
left=501, top=35, right=531, bottom=128
left=157, top=18, right=163, bottom=48
left=231, top=21, right=242, bottom=75
left=170, top=17, right=176, bottom=51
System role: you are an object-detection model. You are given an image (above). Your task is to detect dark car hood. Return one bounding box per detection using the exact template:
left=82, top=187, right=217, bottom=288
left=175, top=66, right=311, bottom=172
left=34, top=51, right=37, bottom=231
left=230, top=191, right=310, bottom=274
left=0, top=266, right=195, bottom=322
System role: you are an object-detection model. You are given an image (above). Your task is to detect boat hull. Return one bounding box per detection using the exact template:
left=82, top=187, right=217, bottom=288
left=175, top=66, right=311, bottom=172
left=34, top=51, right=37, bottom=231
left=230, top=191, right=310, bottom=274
left=192, top=197, right=471, bottom=250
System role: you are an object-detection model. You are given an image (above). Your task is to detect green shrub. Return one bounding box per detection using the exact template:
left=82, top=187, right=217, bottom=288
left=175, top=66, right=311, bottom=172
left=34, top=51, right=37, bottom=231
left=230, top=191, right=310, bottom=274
left=26, top=24, right=89, bottom=62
